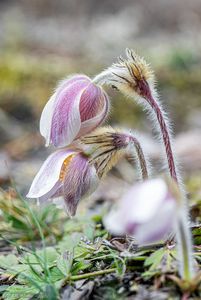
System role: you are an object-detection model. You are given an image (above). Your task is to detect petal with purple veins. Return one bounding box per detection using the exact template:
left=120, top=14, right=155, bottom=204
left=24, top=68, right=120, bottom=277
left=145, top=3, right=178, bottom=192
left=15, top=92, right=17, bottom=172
left=62, top=153, right=99, bottom=216
left=40, top=75, right=89, bottom=147
left=50, top=79, right=90, bottom=147
left=78, top=91, right=110, bottom=138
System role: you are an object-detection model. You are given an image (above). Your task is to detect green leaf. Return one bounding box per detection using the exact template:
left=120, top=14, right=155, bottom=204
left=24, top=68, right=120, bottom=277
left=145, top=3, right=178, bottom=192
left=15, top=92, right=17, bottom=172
left=144, top=248, right=165, bottom=270
left=0, top=285, right=9, bottom=293
left=71, top=260, right=92, bottom=275
left=58, top=233, right=82, bottom=253
left=192, top=226, right=201, bottom=245
left=24, top=247, right=58, bottom=269
left=49, top=267, right=65, bottom=282
left=3, top=285, right=38, bottom=300
left=38, top=247, right=58, bottom=267
left=44, top=284, right=58, bottom=300
left=0, top=254, right=18, bottom=270
left=143, top=247, right=177, bottom=278
left=56, top=252, right=73, bottom=276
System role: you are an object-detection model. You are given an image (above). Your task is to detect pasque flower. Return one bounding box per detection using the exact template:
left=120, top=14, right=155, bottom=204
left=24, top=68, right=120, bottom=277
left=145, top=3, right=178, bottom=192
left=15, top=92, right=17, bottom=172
left=104, top=178, right=177, bottom=244
left=40, top=74, right=109, bottom=147
left=27, top=148, right=99, bottom=216
left=104, top=178, right=195, bottom=281
left=93, top=49, right=181, bottom=187
left=81, top=126, right=150, bottom=179
left=27, top=127, right=149, bottom=216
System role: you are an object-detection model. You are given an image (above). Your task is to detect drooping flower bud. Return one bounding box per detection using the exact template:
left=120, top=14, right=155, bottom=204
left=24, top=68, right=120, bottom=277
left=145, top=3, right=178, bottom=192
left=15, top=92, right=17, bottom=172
left=27, top=126, right=149, bottom=216
left=27, top=148, right=99, bottom=216
left=93, top=48, right=155, bottom=101
left=81, top=126, right=150, bottom=179
left=93, top=49, right=181, bottom=186
left=40, top=74, right=109, bottom=148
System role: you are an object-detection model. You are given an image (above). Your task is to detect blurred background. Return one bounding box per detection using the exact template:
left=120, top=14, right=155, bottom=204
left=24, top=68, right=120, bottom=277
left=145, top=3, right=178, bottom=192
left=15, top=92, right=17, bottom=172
left=0, top=0, right=201, bottom=200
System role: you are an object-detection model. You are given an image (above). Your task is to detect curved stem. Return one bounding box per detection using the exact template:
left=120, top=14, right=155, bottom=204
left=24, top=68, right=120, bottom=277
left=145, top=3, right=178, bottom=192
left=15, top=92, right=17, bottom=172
left=131, top=136, right=149, bottom=180
left=93, top=72, right=178, bottom=183
left=146, top=95, right=194, bottom=280
left=147, top=95, right=177, bottom=182
left=93, top=69, right=194, bottom=279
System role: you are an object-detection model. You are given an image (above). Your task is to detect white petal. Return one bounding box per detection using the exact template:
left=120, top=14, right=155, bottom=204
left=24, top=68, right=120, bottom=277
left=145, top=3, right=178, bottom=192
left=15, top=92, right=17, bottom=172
left=135, top=200, right=176, bottom=244
left=103, top=209, right=125, bottom=235
left=50, top=80, right=90, bottom=147
left=27, top=149, right=74, bottom=199
left=36, top=181, right=62, bottom=203
left=39, top=94, right=56, bottom=146
left=122, top=179, right=168, bottom=223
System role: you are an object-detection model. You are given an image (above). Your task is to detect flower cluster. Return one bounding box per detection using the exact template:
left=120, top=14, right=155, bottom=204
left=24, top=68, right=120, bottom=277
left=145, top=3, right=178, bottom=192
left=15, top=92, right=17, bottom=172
left=28, top=125, right=149, bottom=216
left=27, top=72, right=149, bottom=215
left=27, top=49, right=194, bottom=281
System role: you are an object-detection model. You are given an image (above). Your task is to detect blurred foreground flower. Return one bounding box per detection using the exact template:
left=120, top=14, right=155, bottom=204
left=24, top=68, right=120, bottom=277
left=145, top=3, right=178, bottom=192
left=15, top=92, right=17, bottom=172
left=27, top=149, right=99, bottom=216
left=40, top=75, right=109, bottom=147
left=104, top=178, right=176, bottom=244
left=104, top=178, right=195, bottom=281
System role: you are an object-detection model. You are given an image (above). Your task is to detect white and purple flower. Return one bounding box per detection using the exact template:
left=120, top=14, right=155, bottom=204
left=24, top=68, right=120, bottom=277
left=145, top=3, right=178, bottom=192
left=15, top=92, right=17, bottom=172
left=26, top=148, right=99, bottom=216
left=104, top=178, right=177, bottom=245
left=40, top=74, right=109, bottom=148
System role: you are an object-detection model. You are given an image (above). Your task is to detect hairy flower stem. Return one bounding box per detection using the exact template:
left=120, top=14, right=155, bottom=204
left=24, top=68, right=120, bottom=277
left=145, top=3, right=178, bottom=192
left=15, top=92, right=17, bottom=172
left=133, top=97, right=194, bottom=280
left=93, top=74, right=178, bottom=184
left=131, top=136, right=149, bottom=180
left=147, top=95, right=177, bottom=182
left=137, top=95, right=194, bottom=280
left=94, top=68, right=194, bottom=280
left=147, top=94, right=195, bottom=279
left=176, top=210, right=194, bottom=280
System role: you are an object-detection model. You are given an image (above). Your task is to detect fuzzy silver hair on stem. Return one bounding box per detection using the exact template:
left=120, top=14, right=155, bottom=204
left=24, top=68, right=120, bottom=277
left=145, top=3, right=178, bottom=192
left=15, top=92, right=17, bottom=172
left=93, top=49, right=181, bottom=188
left=81, top=126, right=150, bottom=180
left=93, top=50, right=195, bottom=280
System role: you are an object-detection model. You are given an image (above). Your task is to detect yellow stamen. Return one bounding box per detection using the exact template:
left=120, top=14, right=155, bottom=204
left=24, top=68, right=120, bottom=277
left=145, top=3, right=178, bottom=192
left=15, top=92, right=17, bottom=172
left=59, top=154, right=75, bottom=182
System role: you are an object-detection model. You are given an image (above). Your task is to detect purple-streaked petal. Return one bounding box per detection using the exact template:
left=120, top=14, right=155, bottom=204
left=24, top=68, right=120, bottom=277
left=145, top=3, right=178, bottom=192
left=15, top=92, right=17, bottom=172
left=77, top=92, right=109, bottom=138
left=62, top=153, right=99, bottom=216
left=40, top=75, right=89, bottom=147
left=80, top=83, right=103, bottom=121
left=50, top=79, right=90, bottom=147
left=57, top=75, right=89, bottom=93
left=27, top=149, right=74, bottom=200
